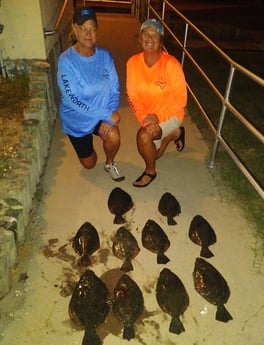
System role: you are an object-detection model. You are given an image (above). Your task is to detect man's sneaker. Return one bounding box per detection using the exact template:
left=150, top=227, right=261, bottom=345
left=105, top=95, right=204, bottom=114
left=104, top=162, right=125, bottom=182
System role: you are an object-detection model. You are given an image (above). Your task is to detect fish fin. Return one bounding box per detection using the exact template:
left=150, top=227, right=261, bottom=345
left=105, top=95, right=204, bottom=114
left=114, top=215, right=126, bottom=224
left=216, top=305, right=233, bottom=322
left=168, top=217, right=177, bottom=226
left=123, top=325, right=135, bottom=340
left=200, top=246, right=214, bottom=258
left=169, top=316, right=185, bottom=334
left=157, top=253, right=170, bottom=264
left=82, top=327, right=101, bottom=345
left=121, top=259, right=133, bottom=272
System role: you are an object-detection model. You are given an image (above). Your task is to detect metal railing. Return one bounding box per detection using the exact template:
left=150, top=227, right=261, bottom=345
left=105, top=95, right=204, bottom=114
left=77, top=0, right=132, bottom=9
left=134, top=0, right=264, bottom=199
left=44, top=0, right=69, bottom=37
left=81, top=0, right=131, bottom=5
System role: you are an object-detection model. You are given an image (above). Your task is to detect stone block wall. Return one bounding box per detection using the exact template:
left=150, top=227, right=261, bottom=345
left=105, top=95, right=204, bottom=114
left=0, top=61, right=57, bottom=299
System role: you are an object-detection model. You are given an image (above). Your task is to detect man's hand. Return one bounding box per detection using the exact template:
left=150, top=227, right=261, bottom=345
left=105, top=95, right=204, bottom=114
left=99, top=111, right=120, bottom=139
left=143, top=114, right=161, bottom=139
left=145, top=123, right=162, bottom=139
left=98, top=122, right=113, bottom=139
left=143, top=114, right=159, bottom=127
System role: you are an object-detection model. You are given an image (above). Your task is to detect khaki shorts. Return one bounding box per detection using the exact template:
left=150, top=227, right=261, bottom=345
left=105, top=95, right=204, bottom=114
left=154, top=117, right=182, bottom=149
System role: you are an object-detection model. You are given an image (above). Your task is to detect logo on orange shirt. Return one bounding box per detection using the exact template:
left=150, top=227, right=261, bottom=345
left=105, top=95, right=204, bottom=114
left=155, top=76, right=167, bottom=90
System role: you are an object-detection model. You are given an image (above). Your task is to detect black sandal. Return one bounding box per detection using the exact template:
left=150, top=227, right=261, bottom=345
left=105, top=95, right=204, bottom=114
left=133, top=171, right=157, bottom=188
left=174, top=126, right=185, bottom=152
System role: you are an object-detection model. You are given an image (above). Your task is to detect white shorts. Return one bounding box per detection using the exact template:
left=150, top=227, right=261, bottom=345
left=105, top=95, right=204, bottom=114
left=154, top=117, right=182, bottom=149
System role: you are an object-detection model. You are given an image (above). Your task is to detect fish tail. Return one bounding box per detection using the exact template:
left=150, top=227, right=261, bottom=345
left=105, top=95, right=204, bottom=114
left=216, top=305, right=233, bottom=323
left=82, top=327, right=101, bottom=345
left=114, top=215, right=125, bottom=224
left=200, top=246, right=214, bottom=258
left=123, top=325, right=135, bottom=340
left=157, top=253, right=170, bottom=264
left=169, top=316, right=185, bottom=334
left=80, top=255, right=91, bottom=266
left=121, top=259, right=133, bottom=272
left=168, top=217, right=177, bottom=225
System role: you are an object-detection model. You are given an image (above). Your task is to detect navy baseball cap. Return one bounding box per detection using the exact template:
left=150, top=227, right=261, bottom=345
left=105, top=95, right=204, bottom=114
left=73, top=7, right=97, bottom=25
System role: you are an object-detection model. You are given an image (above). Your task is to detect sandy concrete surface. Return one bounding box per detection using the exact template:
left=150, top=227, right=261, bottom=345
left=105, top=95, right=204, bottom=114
left=0, top=13, right=263, bottom=345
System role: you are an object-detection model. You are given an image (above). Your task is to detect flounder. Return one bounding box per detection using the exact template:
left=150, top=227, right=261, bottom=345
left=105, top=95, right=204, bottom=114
left=69, top=269, right=110, bottom=345
left=72, top=222, right=100, bottom=266
left=193, top=257, right=233, bottom=322
left=142, top=219, right=170, bottom=264
left=156, top=268, right=190, bottom=334
left=158, top=192, right=181, bottom=225
left=189, top=215, right=217, bottom=258
left=112, top=226, right=140, bottom=272
left=108, top=187, right=134, bottom=224
left=112, top=274, right=144, bottom=340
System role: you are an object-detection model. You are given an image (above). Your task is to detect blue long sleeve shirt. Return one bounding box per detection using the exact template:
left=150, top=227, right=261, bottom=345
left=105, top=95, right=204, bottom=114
left=57, top=45, right=120, bottom=137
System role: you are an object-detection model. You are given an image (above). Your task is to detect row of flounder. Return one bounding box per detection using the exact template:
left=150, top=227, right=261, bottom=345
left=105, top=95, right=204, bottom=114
left=69, top=187, right=232, bottom=345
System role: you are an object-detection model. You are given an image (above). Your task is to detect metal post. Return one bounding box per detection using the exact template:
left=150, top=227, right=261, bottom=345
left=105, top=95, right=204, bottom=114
left=208, top=65, right=236, bottom=168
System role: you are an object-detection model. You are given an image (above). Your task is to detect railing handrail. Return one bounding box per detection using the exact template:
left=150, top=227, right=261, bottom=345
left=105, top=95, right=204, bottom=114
left=134, top=0, right=264, bottom=199
left=86, top=0, right=132, bottom=3
left=44, top=0, right=69, bottom=37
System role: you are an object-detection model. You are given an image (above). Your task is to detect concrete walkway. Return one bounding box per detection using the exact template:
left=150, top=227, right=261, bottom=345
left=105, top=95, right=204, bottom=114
left=0, top=13, right=263, bottom=345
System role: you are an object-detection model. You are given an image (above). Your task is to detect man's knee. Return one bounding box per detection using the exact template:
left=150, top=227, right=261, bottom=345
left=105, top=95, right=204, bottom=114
left=79, top=152, right=97, bottom=169
left=137, top=127, right=155, bottom=144
left=107, top=126, right=120, bottom=143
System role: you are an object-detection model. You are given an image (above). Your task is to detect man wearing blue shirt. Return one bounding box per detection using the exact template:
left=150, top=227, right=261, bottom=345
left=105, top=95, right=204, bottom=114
left=57, top=7, right=125, bottom=181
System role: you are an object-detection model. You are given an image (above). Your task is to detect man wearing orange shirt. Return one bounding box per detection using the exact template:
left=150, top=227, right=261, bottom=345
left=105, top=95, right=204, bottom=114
left=126, top=19, right=187, bottom=187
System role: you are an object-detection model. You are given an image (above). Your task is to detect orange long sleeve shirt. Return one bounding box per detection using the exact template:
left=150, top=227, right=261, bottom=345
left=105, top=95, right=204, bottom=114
left=126, top=51, right=187, bottom=126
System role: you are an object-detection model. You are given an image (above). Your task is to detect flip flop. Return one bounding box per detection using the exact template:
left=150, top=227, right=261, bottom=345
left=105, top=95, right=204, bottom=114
left=174, top=126, right=185, bottom=152
left=133, top=171, right=157, bottom=188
